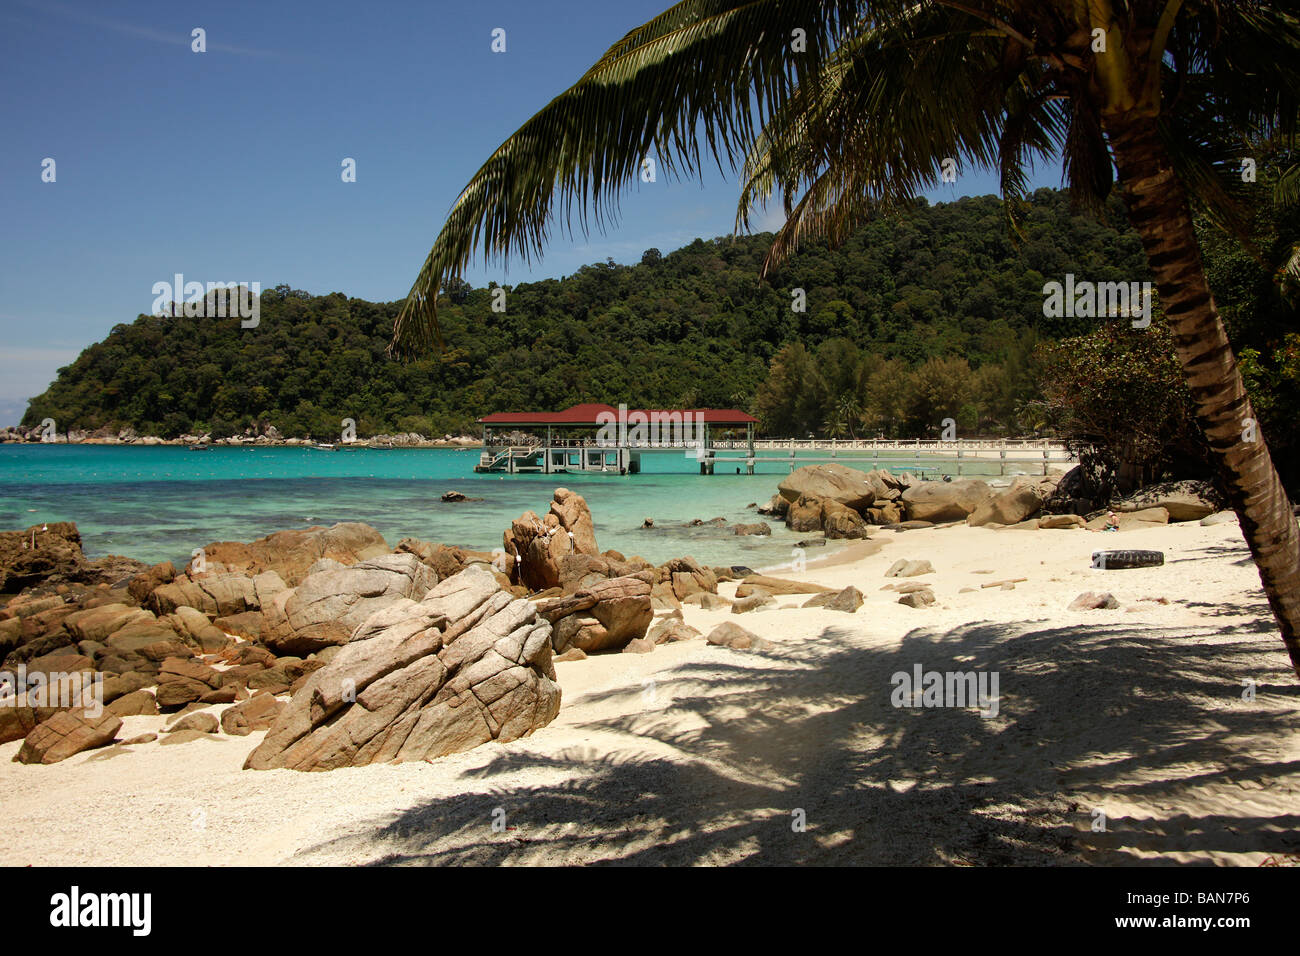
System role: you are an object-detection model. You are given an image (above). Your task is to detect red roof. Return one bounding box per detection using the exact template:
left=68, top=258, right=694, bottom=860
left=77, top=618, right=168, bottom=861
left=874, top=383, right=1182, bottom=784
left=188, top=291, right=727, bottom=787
left=479, top=403, right=757, bottom=426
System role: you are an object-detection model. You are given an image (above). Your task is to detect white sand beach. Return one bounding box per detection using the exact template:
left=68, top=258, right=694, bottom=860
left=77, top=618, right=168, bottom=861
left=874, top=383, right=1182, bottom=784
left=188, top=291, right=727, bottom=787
left=1, top=518, right=1297, bottom=866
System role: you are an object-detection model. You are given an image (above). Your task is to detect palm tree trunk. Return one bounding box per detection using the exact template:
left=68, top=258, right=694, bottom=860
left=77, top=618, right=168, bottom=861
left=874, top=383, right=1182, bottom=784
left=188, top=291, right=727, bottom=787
left=1106, top=117, right=1300, bottom=679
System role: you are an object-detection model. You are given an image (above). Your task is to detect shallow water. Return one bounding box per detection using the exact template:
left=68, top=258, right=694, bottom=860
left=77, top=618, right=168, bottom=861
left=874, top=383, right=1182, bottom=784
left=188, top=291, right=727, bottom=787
left=0, top=445, right=865, bottom=571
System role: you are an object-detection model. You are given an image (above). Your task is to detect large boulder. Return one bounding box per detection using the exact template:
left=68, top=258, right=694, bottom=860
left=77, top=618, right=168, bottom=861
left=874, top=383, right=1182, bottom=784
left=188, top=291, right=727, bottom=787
left=901, top=479, right=993, bottom=523
left=149, top=572, right=258, bottom=617
left=503, top=489, right=601, bottom=592
left=15, top=709, right=122, bottom=764
left=778, top=464, right=895, bottom=511
left=244, top=566, right=561, bottom=772
left=396, top=539, right=497, bottom=581
left=537, top=575, right=653, bottom=654
left=735, top=575, right=833, bottom=596
left=63, top=603, right=155, bottom=643
left=0, top=522, right=87, bottom=591
left=967, top=477, right=1046, bottom=527
left=1114, top=480, right=1221, bottom=522
left=194, top=522, right=390, bottom=587
left=549, top=488, right=600, bottom=555
left=659, top=557, right=718, bottom=601
left=821, top=499, right=870, bottom=539
left=126, top=561, right=176, bottom=604
left=785, top=494, right=825, bottom=533
left=262, top=553, right=437, bottom=655
left=220, top=693, right=285, bottom=736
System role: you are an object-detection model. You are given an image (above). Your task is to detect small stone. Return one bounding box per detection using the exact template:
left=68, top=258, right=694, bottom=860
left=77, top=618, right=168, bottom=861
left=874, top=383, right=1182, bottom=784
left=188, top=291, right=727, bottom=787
left=802, top=586, right=864, bottom=612
left=622, top=638, right=655, bottom=654
left=554, top=647, right=587, bottom=662
left=898, top=590, right=936, bottom=608
left=646, top=620, right=701, bottom=644
left=1068, top=591, right=1119, bottom=611
left=731, top=590, right=775, bottom=614
left=885, top=559, right=934, bottom=578
left=167, top=712, right=218, bottom=734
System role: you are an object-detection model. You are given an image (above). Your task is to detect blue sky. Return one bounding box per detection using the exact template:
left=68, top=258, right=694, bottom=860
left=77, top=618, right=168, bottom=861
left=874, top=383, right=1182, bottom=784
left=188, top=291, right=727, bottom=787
left=0, top=0, right=1065, bottom=425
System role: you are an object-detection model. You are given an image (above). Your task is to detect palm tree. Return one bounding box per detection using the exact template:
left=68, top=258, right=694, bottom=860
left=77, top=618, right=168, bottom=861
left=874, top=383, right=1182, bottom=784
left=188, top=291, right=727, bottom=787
left=393, top=1, right=1300, bottom=678
left=835, top=394, right=863, bottom=439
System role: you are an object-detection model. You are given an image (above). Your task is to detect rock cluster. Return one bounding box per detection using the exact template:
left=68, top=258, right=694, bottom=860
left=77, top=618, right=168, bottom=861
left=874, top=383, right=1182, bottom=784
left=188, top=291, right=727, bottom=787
left=770, top=464, right=1223, bottom=538
left=245, top=566, right=561, bottom=771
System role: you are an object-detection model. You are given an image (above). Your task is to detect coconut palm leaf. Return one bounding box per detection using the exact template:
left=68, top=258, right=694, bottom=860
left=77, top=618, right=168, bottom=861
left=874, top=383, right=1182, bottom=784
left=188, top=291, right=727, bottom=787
left=392, top=0, right=866, bottom=354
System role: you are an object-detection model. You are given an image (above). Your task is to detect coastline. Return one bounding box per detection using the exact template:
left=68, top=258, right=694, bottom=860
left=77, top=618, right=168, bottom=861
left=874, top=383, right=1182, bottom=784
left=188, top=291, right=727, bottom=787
left=2, top=516, right=1293, bottom=866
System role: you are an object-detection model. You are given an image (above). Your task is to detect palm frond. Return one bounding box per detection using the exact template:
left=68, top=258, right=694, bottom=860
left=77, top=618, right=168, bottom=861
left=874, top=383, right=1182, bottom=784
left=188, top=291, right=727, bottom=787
left=391, top=0, right=868, bottom=355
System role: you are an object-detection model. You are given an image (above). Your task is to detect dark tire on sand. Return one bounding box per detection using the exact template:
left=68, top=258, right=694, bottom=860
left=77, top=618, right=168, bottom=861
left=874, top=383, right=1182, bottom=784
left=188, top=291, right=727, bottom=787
left=1091, top=549, right=1165, bottom=570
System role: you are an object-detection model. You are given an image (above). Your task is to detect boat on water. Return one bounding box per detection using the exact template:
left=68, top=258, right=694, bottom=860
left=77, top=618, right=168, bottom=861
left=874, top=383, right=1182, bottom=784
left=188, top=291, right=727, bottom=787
left=312, top=443, right=337, bottom=451
left=187, top=444, right=209, bottom=451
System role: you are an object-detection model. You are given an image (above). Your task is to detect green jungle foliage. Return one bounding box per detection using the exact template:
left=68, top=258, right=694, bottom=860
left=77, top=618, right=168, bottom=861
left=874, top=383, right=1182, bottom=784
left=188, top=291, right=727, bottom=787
left=25, top=188, right=1153, bottom=441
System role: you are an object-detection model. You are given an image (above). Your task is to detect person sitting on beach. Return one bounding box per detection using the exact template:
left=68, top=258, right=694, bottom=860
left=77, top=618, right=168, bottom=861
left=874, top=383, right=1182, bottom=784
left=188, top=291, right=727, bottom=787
left=1104, top=511, right=1119, bottom=531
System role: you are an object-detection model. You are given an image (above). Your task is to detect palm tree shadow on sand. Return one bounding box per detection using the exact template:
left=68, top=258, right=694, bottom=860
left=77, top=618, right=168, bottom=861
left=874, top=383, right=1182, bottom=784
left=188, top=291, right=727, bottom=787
left=294, top=615, right=1300, bottom=866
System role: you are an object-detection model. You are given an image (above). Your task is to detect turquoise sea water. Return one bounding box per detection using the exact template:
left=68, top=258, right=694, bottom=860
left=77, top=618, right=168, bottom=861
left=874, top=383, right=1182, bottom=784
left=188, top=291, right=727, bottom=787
left=0, top=445, right=843, bottom=571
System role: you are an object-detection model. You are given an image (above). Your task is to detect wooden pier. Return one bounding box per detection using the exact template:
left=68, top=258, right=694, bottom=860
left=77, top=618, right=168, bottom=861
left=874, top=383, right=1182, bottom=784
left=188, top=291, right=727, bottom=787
left=474, top=404, right=758, bottom=475
left=472, top=404, right=1072, bottom=477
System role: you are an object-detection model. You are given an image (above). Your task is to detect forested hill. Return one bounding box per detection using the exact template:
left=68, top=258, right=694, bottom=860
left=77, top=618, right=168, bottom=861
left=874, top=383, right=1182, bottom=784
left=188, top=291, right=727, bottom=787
left=24, top=188, right=1150, bottom=439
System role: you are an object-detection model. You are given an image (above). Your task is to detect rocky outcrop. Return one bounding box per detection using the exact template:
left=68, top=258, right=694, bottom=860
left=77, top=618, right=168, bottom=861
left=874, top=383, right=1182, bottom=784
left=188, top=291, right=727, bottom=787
left=244, top=566, right=561, bottom=772
left=1114, top=480, right=1221, bottom=522
left=262, top=553, right=437, bottom=655
left=503, top=489, right=602, bottom=592
left=549, top=488, right=599, bottom=555
left=396, top=539, right=498, bottom=582
left=785, top=495, right=825, bottom=533
left=778, top=464, right=902, bottom=512
left=901, top=479, right=993, bottom=523
left=0, top=523, right=88, bottom=591
left=220, top=693, right=284, bottom=736
left=885, top=559, right=934, bottom=578
left=195, top=523, right=390, bottom=587
left=966, top=477, right=1047, bottom=527
left=126, top=561, right=176, bottom=604
left=735, top=575, right=832, bottom=596
left=1085, top=507, right=1169, bottom=530
left=821, top=499, right=870, bottom=539
left=148, top=572, right=260, bottom=618
left=802, top=586, right=864, bottom=612
left=705, top=622, right=769, bottom=651
left=15, top=710, right=122, bottom=764
left=537, top=575, right=653, bottom=654
left=660, top=557, right=718, bottom=601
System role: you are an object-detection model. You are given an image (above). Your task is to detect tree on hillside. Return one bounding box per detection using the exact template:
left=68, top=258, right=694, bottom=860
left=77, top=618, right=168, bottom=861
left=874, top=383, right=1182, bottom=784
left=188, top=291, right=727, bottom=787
left=394, top=0, right=1300, bottom=678
left=1038, top=313, right=1211, bottom=498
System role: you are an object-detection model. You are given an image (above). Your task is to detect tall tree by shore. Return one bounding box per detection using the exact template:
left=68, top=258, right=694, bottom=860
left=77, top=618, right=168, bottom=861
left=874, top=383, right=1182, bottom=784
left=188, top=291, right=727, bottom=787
left=394, top=1, right=1300, bottom=677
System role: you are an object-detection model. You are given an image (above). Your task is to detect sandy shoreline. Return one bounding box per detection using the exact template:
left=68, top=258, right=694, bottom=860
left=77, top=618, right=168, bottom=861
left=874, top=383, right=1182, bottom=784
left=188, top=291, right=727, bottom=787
left=1, top=518, right=1297, bottom=866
